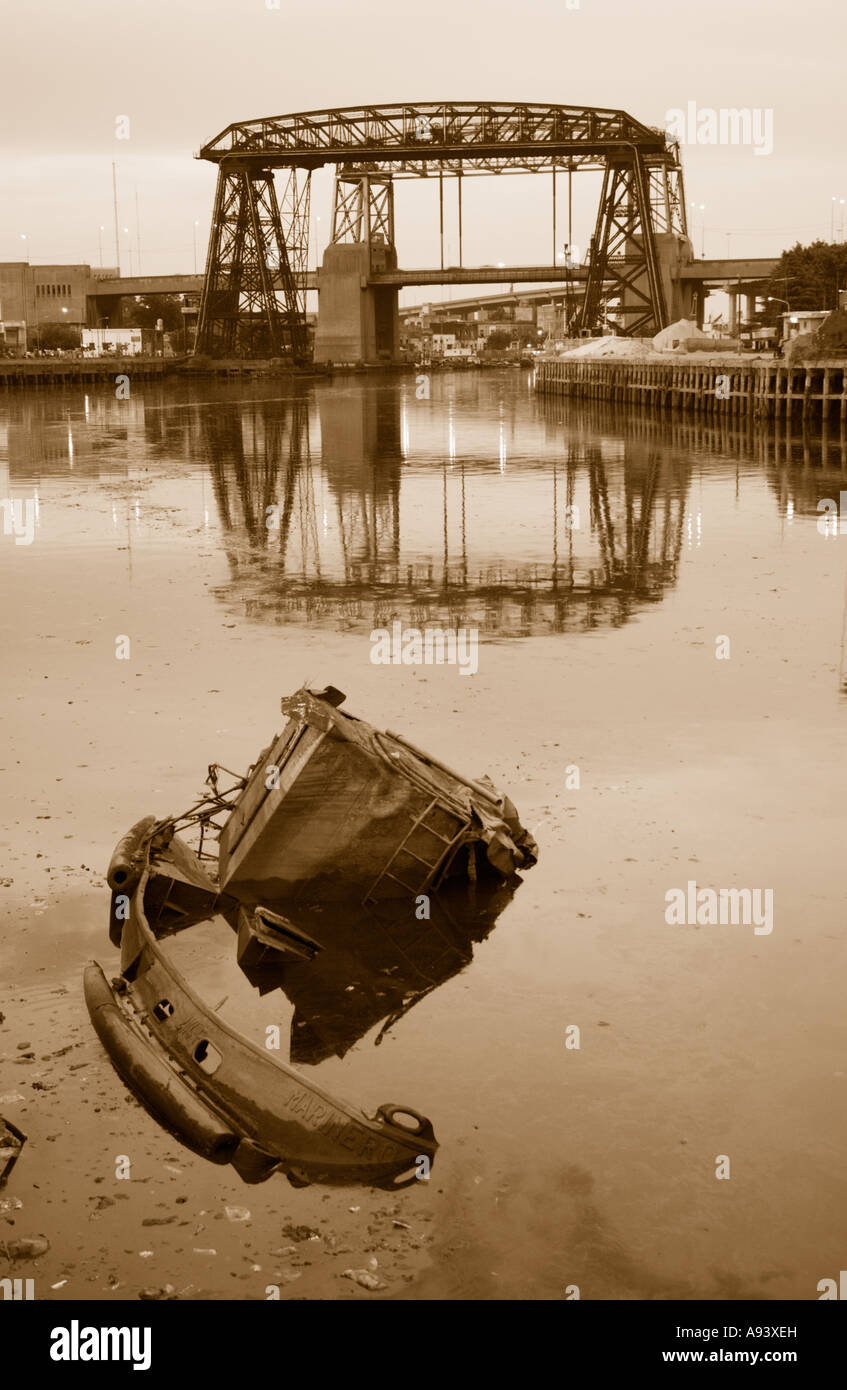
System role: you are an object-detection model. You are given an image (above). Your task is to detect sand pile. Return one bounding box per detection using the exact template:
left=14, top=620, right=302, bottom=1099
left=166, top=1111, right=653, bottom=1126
left=651, top=319, right=709, bottom=352
left=560, top=336, right=654, bottom=359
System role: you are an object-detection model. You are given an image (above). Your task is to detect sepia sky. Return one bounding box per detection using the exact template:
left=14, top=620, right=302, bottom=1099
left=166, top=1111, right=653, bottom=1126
left=1, top=0, right=845, bottom=303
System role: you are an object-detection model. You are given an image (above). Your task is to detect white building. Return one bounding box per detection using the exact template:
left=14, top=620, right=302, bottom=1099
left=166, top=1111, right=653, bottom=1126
left=81, top=327, right=143, bottom=356
left=780, top=310, right=830, bottom=342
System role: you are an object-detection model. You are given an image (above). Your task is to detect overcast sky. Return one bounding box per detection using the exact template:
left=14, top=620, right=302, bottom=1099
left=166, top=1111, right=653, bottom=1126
left=2, top=0, right=845, bottom=305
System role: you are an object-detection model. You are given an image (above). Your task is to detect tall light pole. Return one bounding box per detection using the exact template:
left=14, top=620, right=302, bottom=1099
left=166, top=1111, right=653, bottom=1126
left=767, top=294, right=789, bottom=342
left=689, top=201, right=705, bottom=257
left=123, top=226, right=133, bottom=277
left=98, top=225, right=105, bottom=267
left=193, top=220, right=199, bottom=274
left=112, top=161, right=120, bottom=272
left=19, top=232, right=28, bottom=264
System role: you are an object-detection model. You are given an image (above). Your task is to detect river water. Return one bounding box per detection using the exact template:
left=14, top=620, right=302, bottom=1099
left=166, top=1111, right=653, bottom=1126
left=1, top=369, right=845, bottom=1300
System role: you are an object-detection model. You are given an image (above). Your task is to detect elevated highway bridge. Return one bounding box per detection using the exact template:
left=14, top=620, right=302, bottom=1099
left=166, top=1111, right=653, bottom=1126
left=86, top=255, right=780, bottom=342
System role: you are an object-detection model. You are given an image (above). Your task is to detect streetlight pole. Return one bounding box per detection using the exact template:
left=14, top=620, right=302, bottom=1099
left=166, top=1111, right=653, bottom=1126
left=112, top=161, right=120, bottom=272
left=689, top=202, right=705, bottom=257
left=767, top=294, right=790, bottom=350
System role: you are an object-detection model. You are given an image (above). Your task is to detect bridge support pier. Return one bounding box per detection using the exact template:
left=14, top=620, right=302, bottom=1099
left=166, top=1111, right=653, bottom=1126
left=313, top=172, right=401, bottom=364
left=580, top=150, right=694, bottom=337
left=313, top=244, right=400, bottom=364
left=655, top=233, right=697, bottom=325
left=195, top=165, right=307, bottom=360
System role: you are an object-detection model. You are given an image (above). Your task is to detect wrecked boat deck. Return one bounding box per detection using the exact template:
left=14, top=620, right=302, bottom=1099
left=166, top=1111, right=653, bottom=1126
left=219, top=686, right=536, bottom=905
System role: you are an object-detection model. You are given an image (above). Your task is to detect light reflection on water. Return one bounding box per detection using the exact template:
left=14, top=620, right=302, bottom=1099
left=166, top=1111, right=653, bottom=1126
left=4, top=371, right=847, bottom=648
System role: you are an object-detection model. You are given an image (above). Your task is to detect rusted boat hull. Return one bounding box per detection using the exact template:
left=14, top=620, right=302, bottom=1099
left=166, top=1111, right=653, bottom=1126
left=88, top=827, right=438, bottom=1188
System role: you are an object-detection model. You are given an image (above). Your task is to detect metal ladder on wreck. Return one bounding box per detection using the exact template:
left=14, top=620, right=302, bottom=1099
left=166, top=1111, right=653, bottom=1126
left=363, top=798, right=470, bottom=905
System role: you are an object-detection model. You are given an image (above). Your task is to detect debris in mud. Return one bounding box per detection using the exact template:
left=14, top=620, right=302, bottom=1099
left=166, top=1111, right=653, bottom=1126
left=139, top=1285, right=178, bottom=1300
left=224, top=1205, right=251, bottom=1223
left=342, top=1267, right=382, bottom=1290
left=0, top=1118, right=26, bottom=1188
left=280, top=1223, right=318, bottom=1242
left=2, top=1235, right=49, bottom=1259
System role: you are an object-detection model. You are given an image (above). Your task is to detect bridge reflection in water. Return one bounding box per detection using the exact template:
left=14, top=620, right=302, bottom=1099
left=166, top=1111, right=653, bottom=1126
left=205, top=382, right=696, bottom=637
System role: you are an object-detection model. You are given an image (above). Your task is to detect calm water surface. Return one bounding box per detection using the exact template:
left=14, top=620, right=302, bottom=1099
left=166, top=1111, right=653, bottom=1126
left=2, top=371, right=845, bottom=1299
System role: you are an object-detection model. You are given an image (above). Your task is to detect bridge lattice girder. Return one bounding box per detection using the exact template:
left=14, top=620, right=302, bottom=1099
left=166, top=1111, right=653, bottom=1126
left=199, top=102, right=669, bottom=172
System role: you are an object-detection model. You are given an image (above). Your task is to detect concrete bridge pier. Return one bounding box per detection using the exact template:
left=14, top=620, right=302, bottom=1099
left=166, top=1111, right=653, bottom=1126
left=312, top=243, right=401, bottom=364
left=312, top=171, right=401, bottom=365
left=654, top=234, right=697, bottom=325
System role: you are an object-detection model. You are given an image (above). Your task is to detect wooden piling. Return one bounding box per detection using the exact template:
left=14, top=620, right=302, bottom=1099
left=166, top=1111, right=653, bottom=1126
left=534, top=356, right=847, bottom=423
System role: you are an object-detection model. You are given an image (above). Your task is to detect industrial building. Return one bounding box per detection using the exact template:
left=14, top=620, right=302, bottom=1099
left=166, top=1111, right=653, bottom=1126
left=0, top=262, right=122, bottom=351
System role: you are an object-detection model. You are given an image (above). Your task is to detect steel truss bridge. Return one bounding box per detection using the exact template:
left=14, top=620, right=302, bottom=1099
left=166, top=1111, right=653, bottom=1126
left=195, top=101, right=691, bottom=361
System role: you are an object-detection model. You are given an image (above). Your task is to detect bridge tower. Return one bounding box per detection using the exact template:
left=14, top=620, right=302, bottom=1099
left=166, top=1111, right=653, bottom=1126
left=312, top=170, right=401, bottom=365
left=580, top=147, right=694, bottom=337
left=195, top=165, right=309, bottom=360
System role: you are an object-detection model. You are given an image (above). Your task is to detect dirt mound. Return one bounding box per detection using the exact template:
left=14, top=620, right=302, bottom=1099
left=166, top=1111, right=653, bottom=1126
left=652, top=319, right=708, bottom=352
left=561, top=336, right=653, bottom=359
left=816, top=309, right=847, bottom=352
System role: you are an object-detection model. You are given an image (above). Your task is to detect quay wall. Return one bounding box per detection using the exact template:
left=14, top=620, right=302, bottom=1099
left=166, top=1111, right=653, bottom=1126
left=0, top=357, right=168, bottom=388
left=534, top=356, right=847, bottom=422
left=0, top=357, right=337, bottom=388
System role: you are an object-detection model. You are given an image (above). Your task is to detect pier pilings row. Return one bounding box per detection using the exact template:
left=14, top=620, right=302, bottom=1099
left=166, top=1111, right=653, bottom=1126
left=534, top=358, right=847, bottom=423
